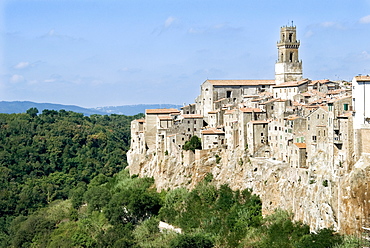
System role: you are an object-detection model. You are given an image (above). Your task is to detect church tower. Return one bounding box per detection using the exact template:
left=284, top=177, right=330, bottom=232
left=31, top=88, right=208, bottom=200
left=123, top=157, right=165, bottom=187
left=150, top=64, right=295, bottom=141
left=275, top=25, right=302, bottom=85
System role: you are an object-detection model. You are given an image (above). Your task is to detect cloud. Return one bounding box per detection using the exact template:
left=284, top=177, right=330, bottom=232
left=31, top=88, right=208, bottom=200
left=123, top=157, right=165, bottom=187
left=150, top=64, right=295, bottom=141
left=188, top=23, right=242, bottom=35
left=360, top=51, right=370, bottom=60
left=14, top=62, right=30, bottom=69
left=39, top=29, right=84, bottom=42
left=319, top=21, right=345, bottom=29
left=164, top=16, right=176, bottom=28
left=10, top=74, right=24, bottom=83
left=360, top=15, right=370, bottom=24
left=118, top=67, right=141, bottom=73
left=305, top=30, right=314, bottom=38
left=152, top=16, right=180, bottom=35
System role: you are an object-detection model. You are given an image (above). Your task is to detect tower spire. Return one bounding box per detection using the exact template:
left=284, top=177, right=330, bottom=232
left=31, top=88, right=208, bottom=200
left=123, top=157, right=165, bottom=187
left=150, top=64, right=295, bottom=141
left=275, top=25, right=303, bottom=85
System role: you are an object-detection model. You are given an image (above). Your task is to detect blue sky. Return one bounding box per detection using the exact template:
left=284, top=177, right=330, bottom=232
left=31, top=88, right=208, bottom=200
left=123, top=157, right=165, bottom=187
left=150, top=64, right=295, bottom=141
left=1, top=0, right=370, bottom=108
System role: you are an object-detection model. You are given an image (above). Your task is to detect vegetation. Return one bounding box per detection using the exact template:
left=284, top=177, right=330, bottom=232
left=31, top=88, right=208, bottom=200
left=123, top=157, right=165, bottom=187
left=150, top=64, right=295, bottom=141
left=0, top=109, right=142, bottom=246
left=183, top=135, right=202, bottom=151
left=0, top=109, right=366, bottom=247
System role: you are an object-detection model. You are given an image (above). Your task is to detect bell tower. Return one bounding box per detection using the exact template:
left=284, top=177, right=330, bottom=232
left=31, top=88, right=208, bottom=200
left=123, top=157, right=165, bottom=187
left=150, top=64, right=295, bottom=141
left=275, top=25, right=302, bottom=85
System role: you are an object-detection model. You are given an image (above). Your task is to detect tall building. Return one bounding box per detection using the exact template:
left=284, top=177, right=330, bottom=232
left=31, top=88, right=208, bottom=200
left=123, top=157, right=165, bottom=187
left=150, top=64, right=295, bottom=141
left=352, top=75, right=370, bottom=158
left=275, top=25, right=303, bottom=85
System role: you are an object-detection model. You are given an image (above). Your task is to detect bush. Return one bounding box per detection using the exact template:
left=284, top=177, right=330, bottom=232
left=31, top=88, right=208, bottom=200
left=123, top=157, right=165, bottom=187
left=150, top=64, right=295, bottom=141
left=183, top=136, right=201, bottom=151
left=169, top=233, right=213, bottom=248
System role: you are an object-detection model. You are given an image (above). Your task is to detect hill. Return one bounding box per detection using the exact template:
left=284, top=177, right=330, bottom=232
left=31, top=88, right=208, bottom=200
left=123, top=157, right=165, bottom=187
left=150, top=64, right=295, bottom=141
left=0, top=101, right=182, bottom=116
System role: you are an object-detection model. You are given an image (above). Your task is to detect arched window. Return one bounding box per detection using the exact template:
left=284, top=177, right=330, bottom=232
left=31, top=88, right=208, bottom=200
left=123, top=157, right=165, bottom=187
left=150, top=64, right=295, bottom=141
left=289, top=52, right=293, bottom=62
left=289, top=33, right=293, bottom=42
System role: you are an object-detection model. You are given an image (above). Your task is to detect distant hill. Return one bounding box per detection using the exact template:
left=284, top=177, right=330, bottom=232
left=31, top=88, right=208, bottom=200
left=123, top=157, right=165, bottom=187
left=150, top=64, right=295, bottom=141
left=0, top=101, right=182, bottom=116
left=92, top=104, right=183, bottom=116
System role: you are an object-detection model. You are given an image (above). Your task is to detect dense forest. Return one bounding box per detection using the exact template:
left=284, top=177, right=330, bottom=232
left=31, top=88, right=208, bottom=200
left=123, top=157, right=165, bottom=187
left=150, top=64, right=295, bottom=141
left=0, top=109, right=366, bottom=247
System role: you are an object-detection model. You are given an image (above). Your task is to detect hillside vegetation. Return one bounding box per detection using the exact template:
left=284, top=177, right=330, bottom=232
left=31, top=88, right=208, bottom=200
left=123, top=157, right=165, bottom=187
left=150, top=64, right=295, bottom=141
left=0, top=109, right=365, bottom=247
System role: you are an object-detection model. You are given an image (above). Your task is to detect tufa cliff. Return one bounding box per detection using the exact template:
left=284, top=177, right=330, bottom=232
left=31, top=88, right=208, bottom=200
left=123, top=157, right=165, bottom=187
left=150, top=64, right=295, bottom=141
left=128, top=147, right=370, bottom=235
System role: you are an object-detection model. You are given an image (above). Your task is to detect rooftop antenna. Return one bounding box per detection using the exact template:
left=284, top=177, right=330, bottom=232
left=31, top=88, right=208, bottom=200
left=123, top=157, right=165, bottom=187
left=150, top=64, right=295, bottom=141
left=292, top=20, right=294, bottom=27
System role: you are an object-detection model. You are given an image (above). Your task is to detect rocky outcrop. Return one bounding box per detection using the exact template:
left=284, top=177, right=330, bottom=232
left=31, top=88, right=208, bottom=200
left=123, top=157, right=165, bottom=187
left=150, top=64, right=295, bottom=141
left=127, top=148, right=370, bottom=234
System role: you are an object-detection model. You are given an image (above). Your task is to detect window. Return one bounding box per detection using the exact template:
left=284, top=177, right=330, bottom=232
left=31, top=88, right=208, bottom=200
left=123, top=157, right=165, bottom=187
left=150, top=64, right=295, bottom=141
left=312, top=136, right=317, bottom=141
left=344, top=103, right=349, bottom=111
left=289, top=33, right=293, bottom=42
left=289, top=52, right=293, bottom=62
left=308, top=124, right=310, bottom=130
left=261, top=133, right=264, bottom=137
left=317, top=114, right=320, bottom=119
left=194, top=120, right=197, bottom=124
left=227, top=91, right=232, bottom=98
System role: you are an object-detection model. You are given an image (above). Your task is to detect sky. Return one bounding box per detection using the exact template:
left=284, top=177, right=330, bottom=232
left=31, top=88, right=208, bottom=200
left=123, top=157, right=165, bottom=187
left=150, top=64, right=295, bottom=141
left=1, top=0, right=370, bottom=108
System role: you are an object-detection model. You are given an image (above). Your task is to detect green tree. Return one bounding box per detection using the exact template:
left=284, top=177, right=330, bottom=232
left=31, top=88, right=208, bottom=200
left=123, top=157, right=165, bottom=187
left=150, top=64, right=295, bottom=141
left=183, top=136, right=202, bottom=151
left=169, top=233, right=213, bottom=248
left=26, top=107, right=39, bottom=118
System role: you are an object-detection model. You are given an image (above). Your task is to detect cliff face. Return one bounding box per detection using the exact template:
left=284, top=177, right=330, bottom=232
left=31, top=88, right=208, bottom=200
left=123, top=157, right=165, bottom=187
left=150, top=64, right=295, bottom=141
left=127, top=148, right=370, bottom=234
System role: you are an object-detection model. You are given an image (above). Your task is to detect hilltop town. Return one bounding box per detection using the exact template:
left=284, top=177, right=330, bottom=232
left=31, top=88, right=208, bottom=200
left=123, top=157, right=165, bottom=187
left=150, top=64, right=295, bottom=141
left=130, top=25, right=369, bottom=172
left=128, top=25, right=370, bottom=234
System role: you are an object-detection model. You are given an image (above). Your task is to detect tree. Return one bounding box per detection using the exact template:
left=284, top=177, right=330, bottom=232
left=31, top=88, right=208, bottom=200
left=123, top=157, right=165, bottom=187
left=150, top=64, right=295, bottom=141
left=183, top=136, right=201, bottom=151
left=169, top=233, right=213, bottom=248
left=26, top=107, right=39, bottom=118
left=106, top=187, right=161, bottom=226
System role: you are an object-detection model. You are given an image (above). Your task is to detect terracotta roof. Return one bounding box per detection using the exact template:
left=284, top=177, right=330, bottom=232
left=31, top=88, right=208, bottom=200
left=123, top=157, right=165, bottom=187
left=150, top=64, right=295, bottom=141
left=354, top=75, right=370, bottom=81
left=206, top=79, right=275, bottom=86
left=214, top=98, right=227, bottom=103
left=287, top=115, right=300, bottom=120
left=208, top=111, right=219, bottom=114
left=239, top=107, right=264, bottom=113
left=338, top=112, right=352, bottom=118
left=294, top=143, right=306, bottom=149
left=303, top=105, right=319, bottom=109
left=158, top=115, right=173, bottom=120
left=309, top=79, right=330, bottom=85
left=201, top=128, right=225, bottom=135
left=182, top=114, right=203, bottom=119
left=224, top=109, right=236, bottom=115
left=146, top=108, right=180, bottom=114
left=273, top=79, right=309, bottom=88
left=328, top=95, right=351, bottom=103
left=264, top=98, right=278, bottom=104
left=136, top=119, right=145, bottom=123
left=301, top=92, right=313, bottom=97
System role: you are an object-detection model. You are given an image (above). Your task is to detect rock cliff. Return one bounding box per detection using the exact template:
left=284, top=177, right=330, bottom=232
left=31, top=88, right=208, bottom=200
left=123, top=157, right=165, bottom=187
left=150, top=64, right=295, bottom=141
left=127, top=147, right=370, bottom=235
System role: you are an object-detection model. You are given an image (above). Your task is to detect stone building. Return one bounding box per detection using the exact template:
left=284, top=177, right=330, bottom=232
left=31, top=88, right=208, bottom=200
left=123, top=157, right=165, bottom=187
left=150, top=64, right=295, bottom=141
left=129, top=24, right=363, bottom=178
left=352, top=75, right=370, bottom=158
left=275, top=25, right=303, bottom=85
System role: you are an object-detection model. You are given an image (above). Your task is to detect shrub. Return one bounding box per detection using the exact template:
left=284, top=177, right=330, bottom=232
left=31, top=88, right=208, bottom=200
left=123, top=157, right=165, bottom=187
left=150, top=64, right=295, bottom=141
left=183, top=136, right=202, bottom=151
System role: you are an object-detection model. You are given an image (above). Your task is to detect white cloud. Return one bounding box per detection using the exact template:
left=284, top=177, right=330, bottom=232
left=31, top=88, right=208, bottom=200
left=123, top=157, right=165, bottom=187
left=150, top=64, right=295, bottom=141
left=360, top=51, right=370, bottom=60
left=164, top=16, right=176, bottom=28
left=320, top=21, right=336, bottom=28
left=14, top=62, right=30, bottom=69
left=10, top=74, right=24, bottom=83
left=360, top=15, right=370, bottom=24
left=44, top=79, right=56, bottom=83
left=319, top=21, right=345, bottom=30
left=305, top=30, right=314, bottom=38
